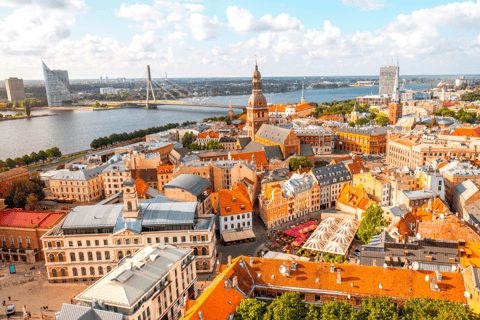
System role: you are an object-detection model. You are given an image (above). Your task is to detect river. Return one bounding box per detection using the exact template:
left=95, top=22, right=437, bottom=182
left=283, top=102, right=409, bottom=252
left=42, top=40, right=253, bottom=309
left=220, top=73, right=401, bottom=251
left=0, top=84, right=431, bottom=160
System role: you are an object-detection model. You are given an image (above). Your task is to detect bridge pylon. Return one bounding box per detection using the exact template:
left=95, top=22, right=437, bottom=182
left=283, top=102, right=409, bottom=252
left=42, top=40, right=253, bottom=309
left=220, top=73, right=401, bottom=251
left=146, top=65, right=156, bottom=109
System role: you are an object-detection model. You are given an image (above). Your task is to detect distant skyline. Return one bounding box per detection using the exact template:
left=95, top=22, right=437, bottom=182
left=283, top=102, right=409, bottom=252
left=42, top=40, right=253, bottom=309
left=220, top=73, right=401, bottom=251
left=1, top=0, right=480, bottom=80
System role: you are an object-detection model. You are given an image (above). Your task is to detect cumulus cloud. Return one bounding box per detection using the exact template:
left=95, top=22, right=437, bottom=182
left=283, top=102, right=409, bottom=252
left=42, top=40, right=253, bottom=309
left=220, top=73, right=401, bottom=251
left=226, top=6, right=302, bottom=34
left=116, top=3, right=164, bottom=21
left=339, top=0, right=389, bottom=11
left=0, top=0, right=87, bottom=11
left=189, top=13, right=218, bottom=41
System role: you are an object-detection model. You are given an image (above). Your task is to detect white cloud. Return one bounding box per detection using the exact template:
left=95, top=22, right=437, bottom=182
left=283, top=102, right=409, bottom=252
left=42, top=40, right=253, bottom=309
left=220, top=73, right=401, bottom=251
left=116, top=3, right=164, bottom=21
left=189, top=13, right=218, bottom=41
left=0, top=0, right=87, bottom=11
left=226, top=6, right=302, bottom=34
left=339, top=0, right=389, bottom=11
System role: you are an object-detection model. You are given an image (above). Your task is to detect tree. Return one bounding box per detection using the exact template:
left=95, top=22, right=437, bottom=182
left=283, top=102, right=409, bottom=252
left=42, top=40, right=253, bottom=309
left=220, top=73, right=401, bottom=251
left=205, top=139, right=224, bottom=150
left=22, top=155, right=31, bottom=165
left=348, top=121, right=355, bottom=127
left=5, top=178, right=45, bottom=209
left=401, top=298, right=478, bottom=320
left=352, top=297, right=398, bottom=320
left=30, top=171, right=43, bottom=185
left=37, top=150, right=48, bottom=161
left=289, top=156, right=312, bottom=171
left=375, top=116, right=389, bottom=127
left=25, top=193, right=38, bottom=211
left=5, top=158, right=14, bottom=168
left=182, top=132, right=195, bottom=146
left=319, top=300, right=354, bottom=320
left=234, top=298, right=267, bottom=320
left=29, top=152, right=38, bottom=163
left=357, top=204, right=389, bottom=244
left=263, top=292, right=306, bottom=320
left=24, top=99, right=31, bottom=116
left=355, top=118, right=370, bottom=126
left=369, top=113, right=377, bottom=120
left=14, top=157, right=25, bottom=167
left=305, top=304, right=321, bottom=320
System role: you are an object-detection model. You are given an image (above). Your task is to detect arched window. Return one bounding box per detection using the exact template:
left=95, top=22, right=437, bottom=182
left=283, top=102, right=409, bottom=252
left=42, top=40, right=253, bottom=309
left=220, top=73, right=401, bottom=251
left=98, top=266, right=103, bottom=275
left=90, top=267, right=95, bottom=276
left=9, top=235, right=14, bottom=246
left=60, top=268, right=66, bottom=277
left=118, top=251, right=123, bottom=260
left=105, top=251, right=110, bottom=260
left=193, top=248, right=198, bottom=256
left=202, top=247, right=207, bottom=256
left=72, top=268, right=78, bottom=277
left=126, top=250, right=131, bottom=256
left=58, top=253, right=64, bottom=262
left=203, top=262, right=208, bottom=271
left=26, top=237, right=31, bottom=247
left=127, top=201, right=132, bottom=211
left=49, top=254, right=55, bottom=262
left=51, top=269, right=57, bottom=277
left=107, top=266, right=111, bottom=273
left=70, top=253, right=76, bottom=262
left=87, top=252, right=93, bottom=261
left=81, top=267, right=86, bottom=276
left=195, top=262, right=200, bottom=271
left=96, top=251, right=102, bottom=261
left=79, top=252, right=84, bottom=261
left=17, top=236, right=22, bottom=246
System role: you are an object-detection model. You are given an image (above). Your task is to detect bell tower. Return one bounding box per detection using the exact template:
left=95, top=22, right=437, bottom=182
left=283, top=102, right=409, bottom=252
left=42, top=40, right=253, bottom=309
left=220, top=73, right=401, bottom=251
left=123, top=179, right=141, bottom=218
left=247, top=61, right=269, bottom=138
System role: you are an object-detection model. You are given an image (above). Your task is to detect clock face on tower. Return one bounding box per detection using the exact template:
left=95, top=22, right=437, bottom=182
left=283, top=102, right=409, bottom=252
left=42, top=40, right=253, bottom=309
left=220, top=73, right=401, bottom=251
left=258, top=101, right=263, bottom=106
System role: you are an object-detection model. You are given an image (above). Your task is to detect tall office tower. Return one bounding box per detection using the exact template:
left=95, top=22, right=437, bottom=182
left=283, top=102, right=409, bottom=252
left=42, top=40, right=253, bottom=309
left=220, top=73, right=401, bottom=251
left=379, top=61, right=399, bottom=96
left=42, top=61, right=73, bottom=107
left=5, top=77, right=26, bottom=102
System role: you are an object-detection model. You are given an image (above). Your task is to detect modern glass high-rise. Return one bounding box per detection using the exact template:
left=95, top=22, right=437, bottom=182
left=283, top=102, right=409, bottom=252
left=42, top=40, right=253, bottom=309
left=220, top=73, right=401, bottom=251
left=42, top=61, right=73, bottom=107
left=379, top=64, right=399, bottom=96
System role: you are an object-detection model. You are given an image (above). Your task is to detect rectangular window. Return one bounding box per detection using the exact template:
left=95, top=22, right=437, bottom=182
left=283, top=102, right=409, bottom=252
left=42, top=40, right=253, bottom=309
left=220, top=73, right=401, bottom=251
left=181, top=236, right=186, bottom=243
left=192, top=236, right=197, bottom=242
left=173, top=237, right=177, bottom=243
left=300, top=294, right=305, bottom=300
left=116, top=239, right=121, bottom=245
left=125, top=239, right=130, bottom=245
left=68, top=241, right=73, bottom=247
left=155, top=237, right=160, bottom=243
left=315, top=295, right=321, bottom=301
left=95, top=240, right=99, bottom=246
left=164, top=237, right=169, bottom=243
left=134, top=238, right=139, bottom=244
left=201, top=236, right=206, bottom=242
left=77, top=241, right=82, bottom=247
left=86, top=240, right=91, bottom=246
left=103, top=240, right=108, bottom=246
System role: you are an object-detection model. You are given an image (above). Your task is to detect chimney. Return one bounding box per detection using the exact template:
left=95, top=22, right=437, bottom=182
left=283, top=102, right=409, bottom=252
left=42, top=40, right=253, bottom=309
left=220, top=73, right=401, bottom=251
left=130, top=262, right=133, bottom=270
left=373, top=259, right=377, bottom=267
left=233, top=276, right=238, bottom=289
left=330, top=264, right=335, bottom=273
left=336, top=269, right=342, bottom=283
left=228, top=255, right=232, bottom=266
left=250, top=257, right=253, bottom=266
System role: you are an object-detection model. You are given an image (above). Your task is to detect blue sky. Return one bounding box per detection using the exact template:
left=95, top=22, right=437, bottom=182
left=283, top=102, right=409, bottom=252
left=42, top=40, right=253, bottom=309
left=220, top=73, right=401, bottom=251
left=0, top=0, right=479, bottom=79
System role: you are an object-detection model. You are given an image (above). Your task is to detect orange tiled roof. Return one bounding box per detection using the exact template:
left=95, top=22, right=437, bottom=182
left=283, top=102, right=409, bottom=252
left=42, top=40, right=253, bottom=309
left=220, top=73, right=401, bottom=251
left=417, top=215, right=480, bottom=242
left=295, top=103, right=315, bottom=111
left=451, top=127, right=480, bottom=137
left=331, top=156, right=365, bottom=165
left=247, top=257, right=466, bottom=303
left=232, top=182, right=250, bottom=200
left=238, top=114, right=247, bottom=120
left=134, top=177, right=150, bottom=197
left=395, top=139, right=417, bottom=147
left=0, top=167, right=29, bottom=180
left=346, top=162, right=366, bottom=175
left=337, top=184, right=375, bottom=210
left=198, top=131, right=219, bottom=139
left=411, top=198, right=450, bottom=222
left=0, top=209, right=66, bottom=228
left=230, top=151, right=267, bottom=166
left=269, top=105, right=287, bottom=113
left=391, top=212, right=415, bottom=238
left=157, top=163, right=174, bottom=174
left=218, top=189, right=252, bottom=216
left=264, top=184, right=282, bottom=202
left=460, top=241, right=480, bottom=268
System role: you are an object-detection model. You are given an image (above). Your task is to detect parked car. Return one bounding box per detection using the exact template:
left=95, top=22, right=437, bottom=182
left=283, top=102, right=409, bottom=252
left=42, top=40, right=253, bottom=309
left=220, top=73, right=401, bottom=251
left=6, top=304, right=15, bottom=316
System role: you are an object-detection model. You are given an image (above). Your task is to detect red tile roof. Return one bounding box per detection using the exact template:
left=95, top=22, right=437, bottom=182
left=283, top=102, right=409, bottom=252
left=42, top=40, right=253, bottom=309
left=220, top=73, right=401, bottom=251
left=0, top=209, right=66, bottom=228
left=217, top=188, right=252, bottom=216
left=337, top=184, right=375, bottom=211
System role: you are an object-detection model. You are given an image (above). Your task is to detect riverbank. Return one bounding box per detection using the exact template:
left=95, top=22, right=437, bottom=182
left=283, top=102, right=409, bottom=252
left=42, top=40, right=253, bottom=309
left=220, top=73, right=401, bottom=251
left=0, top=113, right=57, bottom=121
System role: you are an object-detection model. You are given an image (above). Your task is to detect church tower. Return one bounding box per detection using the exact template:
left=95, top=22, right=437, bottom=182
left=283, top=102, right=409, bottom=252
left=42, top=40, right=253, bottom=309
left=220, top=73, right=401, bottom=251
left=247, top=62, right=269, bottom=138
left=351, top=101, right=360, bottom=122
left=388, top=59, right=402, bottom=125
left=301, top=81, right=305, bottom=104
left=123, top=178, right=141, bottom=218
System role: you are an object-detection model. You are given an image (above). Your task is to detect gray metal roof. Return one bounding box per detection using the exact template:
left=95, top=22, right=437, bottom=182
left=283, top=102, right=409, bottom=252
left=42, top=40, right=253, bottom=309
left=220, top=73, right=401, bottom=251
left=164, top=174, right=211, bottom=196
left=337, top=126, right=388, bottom=136
left=77, top=244, right=190, bottom=307
left=281, top=173, right=316, bottom=198
left=454, top=180, right=479, bottom=202
left=57, top=303, right=123, bottom=320
left=237, top=137, right=252, bottom=149
left=142, top=202, right=197, bottom=226
left=53, top=163, right=110, bottom=181
left=63, top=205, right=123, bottom=229
left=255, top=124, right=292, bottom=144
left=310, top=163, right=352, bottom=186
left=102, top=162, right=128, bottom=173
left=402, top=189, right=434, bottom=200
left=262, top=168, right=289, bottom=184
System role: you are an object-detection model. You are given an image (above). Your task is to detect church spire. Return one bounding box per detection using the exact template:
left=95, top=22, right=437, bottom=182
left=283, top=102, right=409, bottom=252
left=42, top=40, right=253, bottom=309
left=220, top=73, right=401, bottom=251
left=228, top=99, right=233, bottom=121
left=301, top=79, right=305, bottom=104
